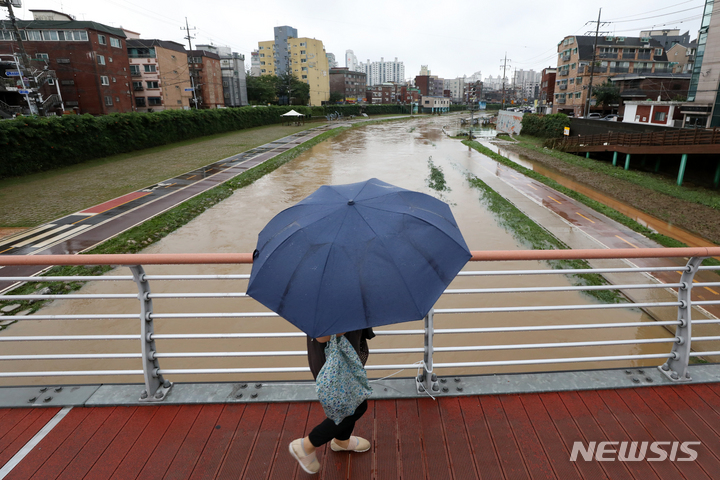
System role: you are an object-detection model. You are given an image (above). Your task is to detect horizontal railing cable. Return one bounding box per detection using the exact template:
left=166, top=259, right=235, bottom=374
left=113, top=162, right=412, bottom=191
left=456, top=266, right=690, bottom=276
left=0, top=335, right=141, bottom=341
left=436, top=301, right=681, bottom=315
left=444, top=283, right=683, bottom=295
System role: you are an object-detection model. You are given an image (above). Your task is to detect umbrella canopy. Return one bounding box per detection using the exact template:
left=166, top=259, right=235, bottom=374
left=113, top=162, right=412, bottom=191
left=247, top=178, right=471, bottom=338
left=281, top=109, right=304, bottom=116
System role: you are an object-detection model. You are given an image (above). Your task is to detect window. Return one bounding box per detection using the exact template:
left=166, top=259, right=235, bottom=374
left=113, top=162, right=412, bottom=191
left=130, top=65, right=140, bottom=75
left=42, top=30, right=59, bottom=41
left=135, top=97, right=146, bottom=107
left=27, top=30, right=42, bottom=41
left=301, top=59, right=307, bottom=63
left=146, top=81, right=159, bottom=89
left=105, top=96, right=113, bottom=106
left=655, top=48, right=663, bottom=56
left=260, top=53, right=264, bottom=57
left=109, top=57, right=113, bottom=62
left=110, top=37, right=121, bottom=48
left=300, top=42, right=306, bottom=46
left=74, top=31, right=88, bottom=41
left=302, top=75, right=307, bottom=79
left=300, top=50, right=306, bottom=54
left=301, top=67, right=308, bottom=71
left=148, top=97, right=162, bottom=106
left=35, top=53, right=49, bottom=60
left=133, top=81, right=143, bottom=90
left=222, top=81, right=229, bottom=87
left=47, top=78, right=55, bottom=85
left=144, top=64, right=156, bottom=73
left=98, top=34, right=106, bottom=45
left=97, top=55, right=105, bottom=65
left=101, top=76, right=109, bottom=85
left=654, top=111, right=667, bottom=121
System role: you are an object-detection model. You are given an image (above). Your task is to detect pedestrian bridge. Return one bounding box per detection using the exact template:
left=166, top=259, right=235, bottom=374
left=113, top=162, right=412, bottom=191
left=0, top=247, right=719, bottom=479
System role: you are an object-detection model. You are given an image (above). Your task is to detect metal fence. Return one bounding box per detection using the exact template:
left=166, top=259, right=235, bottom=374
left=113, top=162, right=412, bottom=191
left=1, top=247, right=719, bottom=402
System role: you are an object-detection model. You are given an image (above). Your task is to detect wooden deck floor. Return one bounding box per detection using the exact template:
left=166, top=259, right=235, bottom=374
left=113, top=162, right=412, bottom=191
left=2, top=383, right=720, bottom=479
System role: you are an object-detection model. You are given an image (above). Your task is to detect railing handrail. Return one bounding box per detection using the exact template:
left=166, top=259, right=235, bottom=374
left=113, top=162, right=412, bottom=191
left=2, top=247, right=720, bottom=266
left=1, top=248, right=719, bottom=401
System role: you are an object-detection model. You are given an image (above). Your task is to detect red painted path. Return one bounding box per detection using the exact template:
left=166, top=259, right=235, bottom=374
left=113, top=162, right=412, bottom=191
left=2, top=383, right=720, bottom=479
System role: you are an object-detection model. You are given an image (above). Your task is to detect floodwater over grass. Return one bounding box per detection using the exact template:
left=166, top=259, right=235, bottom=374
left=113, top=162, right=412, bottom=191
left=1, top=115, right=680, bottom=385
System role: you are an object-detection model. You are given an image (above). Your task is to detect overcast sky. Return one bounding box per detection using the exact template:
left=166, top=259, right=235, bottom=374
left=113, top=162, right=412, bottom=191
left=13, top=0, right=705, bottom=79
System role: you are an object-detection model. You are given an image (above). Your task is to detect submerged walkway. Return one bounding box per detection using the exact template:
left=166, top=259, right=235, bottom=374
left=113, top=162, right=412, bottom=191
left=2, top=382, right=720, bottom=479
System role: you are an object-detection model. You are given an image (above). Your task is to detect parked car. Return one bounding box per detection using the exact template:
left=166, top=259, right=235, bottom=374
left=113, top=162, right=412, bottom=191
left=586, top=113, right=603, bottom=119
left=601, top=114, right=622, bottom=122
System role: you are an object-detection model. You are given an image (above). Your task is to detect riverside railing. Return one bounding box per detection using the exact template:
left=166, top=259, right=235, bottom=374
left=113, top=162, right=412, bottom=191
left=0, top=247, right=719, bottom=401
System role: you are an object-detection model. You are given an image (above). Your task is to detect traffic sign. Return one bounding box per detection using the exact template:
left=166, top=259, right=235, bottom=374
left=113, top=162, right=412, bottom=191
left=184, top=87, right=194, bottom=92
left=18, top=89, right=30, bottom=94
left=5, top=71, right=20, bottom=77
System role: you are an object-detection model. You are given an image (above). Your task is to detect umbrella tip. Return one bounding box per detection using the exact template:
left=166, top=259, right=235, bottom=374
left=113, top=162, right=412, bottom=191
left=347, top=200, right=355, bottom=206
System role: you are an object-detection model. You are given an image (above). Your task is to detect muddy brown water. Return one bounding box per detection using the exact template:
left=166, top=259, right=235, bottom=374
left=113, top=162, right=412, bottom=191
left=1, top=116, right=679, bottom=386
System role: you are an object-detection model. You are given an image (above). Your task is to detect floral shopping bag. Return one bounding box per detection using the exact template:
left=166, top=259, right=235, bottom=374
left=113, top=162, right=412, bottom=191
left=316, top=335, right=373, bottom=425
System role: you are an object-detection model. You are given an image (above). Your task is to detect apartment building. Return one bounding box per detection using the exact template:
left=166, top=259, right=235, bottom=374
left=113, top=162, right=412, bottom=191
left=188, top=49, right=224, bottom=109
left=0, top=9, right=132, bottom=115
left=358, top=57, right=405, bottom=86
left=538, top=67, right=556, bottom=114
left=126, top=38, right=191, bottom=112
left=250, top=50, right=262, bottom=77
left=257, top=26, right=329, bottom=106
left=685, top=0, right=720, bottom=127
left=329, top=67, right=366, bottom=103
left=444, top=77, right=465, bottom=102
left=667, top=41, right=697, bottom=74
left=197, top=44, right=248, bottom=107
left=345, top=50, right=358, bottom=71
left=415, top=75, right=444, bottom=97
left=553, top=34, right=669, bottom=116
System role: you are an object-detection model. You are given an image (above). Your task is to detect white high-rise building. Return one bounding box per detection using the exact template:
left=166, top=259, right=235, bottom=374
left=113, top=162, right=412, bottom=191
left=345, top=50, right=358, bottom=71
left=467, top=70, right=482, bottom=82
left=358, top=57, right=405, bottom=86
left=444, top=78, right=465, bottom=102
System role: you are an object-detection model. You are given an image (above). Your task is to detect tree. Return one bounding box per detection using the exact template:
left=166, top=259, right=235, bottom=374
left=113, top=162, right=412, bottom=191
left=277, top=70, right=310, bottom=105
left=329, top=92, right=344, bottom=103
left=592, top=80, right=621, bottom=108
left=246, top=74, right=279, bottom=104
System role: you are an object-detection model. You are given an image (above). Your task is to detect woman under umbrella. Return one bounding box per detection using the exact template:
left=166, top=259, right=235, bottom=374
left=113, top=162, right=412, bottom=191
left=289, top=328, right=375, bottom=474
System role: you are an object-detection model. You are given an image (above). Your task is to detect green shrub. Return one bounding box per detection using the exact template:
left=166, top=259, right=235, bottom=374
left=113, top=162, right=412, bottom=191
left=520, top=113, right=570, bottom=138
left=0, top=106, right=313, bottom=179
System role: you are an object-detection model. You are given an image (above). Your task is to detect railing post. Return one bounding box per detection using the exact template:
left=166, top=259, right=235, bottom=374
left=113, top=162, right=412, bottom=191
left=659, top=256, right=705, bottom=382
left=130, top=265, right=172, bottom=401
left=416, top=309, right=439, bottom=394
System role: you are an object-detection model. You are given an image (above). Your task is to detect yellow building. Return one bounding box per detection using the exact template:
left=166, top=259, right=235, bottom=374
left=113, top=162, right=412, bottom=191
left=257, top=26, right=329, bottom=106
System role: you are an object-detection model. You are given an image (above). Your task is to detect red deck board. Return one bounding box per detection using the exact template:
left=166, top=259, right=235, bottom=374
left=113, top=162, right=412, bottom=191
left=374, top=400, right=398, bottom=480
left=500, top=395, right=556, bottom=480
left=243, top=403, right=288, bottom=480
left=418, top=397, right=452, bottom=479
left=189, top=404, right=246, bottom=480
left=480, top=395, right=531, bottom=480
left=268, top=402, right=310, bottom=480
left=347, top=400, right=373, bottom=479
left=31, top=407, right=115, bottom=480
left=56, top=406, right=137, bottom=480
left=542, top=392, right=614, bottom=480
left=164, top=404, right=225, bottom=479
left=396, top=399, right=425, bottom=480
left=138, top=404, right=203, bottom=479
left=5, top=385, right=720, bottom=479
left=519, top=395, right=581, bottom=480
left=457, top=396, right=504, bottom=480
left=109, top=405, right=182, bottom=480
left=0, top=408, right=59, bottom=468
left=439, top=397, right=479, bottom=480
left=215, top=403, right=266, bottom=479
left=579, top=390, right=659, bottom=480
left=83, top=405, right=159, bottom=479
left=6, top=407, right=92, bottom=480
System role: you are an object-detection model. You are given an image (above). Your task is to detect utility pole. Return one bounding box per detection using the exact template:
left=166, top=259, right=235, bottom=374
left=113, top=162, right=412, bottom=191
left=2, top=0, right=39, bottom=114
left=181, top=18, right=199, bottom=109
left=584, top=8, right=603, bottom=118
left=500, top=52, right=510, bottom=110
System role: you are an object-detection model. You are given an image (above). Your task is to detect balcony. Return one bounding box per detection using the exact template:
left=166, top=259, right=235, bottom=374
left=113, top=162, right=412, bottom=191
left=559, top=70, right=569, bottom=76
left=609, top=67, right=629, bottom=74
left=134, top=86, right=144, bottom=91
left=623, top=52, right=636, bottom=60
left=561, top=54, right=571, bottom=62
left=557, top=98, right=566, bottom=104
left=638, top=53, right=652, bottom=60
left=131, top=72, right=142, bottom=77
left=599, top=52, right=618, bottom=59
left=559, top=84, right=567, bottom=90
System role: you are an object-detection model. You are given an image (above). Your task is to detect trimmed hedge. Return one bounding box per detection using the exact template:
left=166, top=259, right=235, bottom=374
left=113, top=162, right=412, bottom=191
left=520, top=113, right=570, bottom=138
left=0, top=106, right=318, bottom=179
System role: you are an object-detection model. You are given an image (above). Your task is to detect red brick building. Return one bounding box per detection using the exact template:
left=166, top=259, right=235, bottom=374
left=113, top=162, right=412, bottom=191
left=0, top=10, right=133, bottom=115
left=188, top=50, right=224, bottom=109
left=539, top=67, right=556, bottom=114
left=329, top=67, right=367, bottom=103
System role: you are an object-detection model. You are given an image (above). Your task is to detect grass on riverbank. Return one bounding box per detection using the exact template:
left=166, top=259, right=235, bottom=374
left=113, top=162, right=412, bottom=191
left=463, top=140, right=720, bottom=268
left=515, top=135, right=720, bottom=210
left=466, top=175, right=624, bottom=304
left=0, top=116, right=414, bottom=322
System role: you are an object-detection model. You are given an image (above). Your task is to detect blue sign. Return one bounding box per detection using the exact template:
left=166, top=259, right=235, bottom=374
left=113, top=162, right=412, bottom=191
left=184, top=88, right=194, bottom=92
left=5, top=71, right=20, bottom=77
left=18, top=89, right=30, bottom=94
left=478, top=101, right=487, bottom=110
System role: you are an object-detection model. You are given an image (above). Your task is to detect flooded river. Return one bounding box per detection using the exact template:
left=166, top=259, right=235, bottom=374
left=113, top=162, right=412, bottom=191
left=1, top=115, right=678, bottom=385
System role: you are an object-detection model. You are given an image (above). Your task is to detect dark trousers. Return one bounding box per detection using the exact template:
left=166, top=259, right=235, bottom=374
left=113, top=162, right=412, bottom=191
left=308, top=400, right=368, bottom=447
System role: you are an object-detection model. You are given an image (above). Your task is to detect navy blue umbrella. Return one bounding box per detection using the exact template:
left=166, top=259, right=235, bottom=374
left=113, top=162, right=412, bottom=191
left=247, top=178, right=472, bottom=338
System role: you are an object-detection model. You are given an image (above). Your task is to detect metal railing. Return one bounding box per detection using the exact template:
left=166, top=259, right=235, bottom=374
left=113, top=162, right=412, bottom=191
left=0, top=248, right=719, bottom=401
